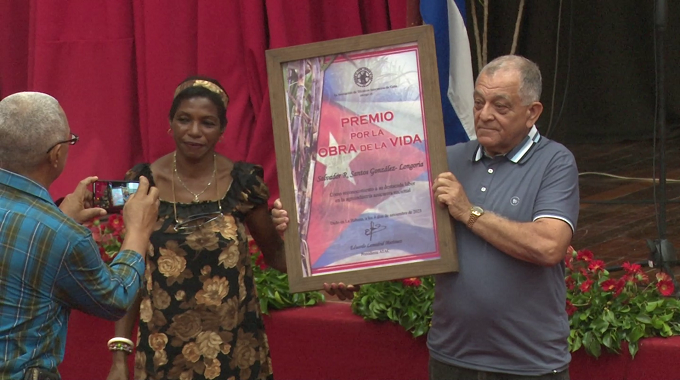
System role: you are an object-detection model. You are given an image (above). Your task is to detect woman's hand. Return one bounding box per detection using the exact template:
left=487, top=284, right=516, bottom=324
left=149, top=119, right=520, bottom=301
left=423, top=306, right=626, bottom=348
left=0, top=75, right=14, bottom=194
left=270, top=198, right=360, bottom=299
left=323, top=282, right=361, bottom=301
left=271, top=198, right=289, bottom=232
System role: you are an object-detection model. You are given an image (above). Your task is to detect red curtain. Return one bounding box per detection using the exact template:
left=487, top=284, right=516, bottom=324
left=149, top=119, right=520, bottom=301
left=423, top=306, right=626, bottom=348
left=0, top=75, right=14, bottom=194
left=0, top=0, right=408, bottom=201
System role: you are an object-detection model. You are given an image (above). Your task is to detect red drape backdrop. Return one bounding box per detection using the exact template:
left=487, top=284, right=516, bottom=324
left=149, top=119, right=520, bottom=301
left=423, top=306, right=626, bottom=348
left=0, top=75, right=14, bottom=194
left=0, top=1, right=407, bottom=375
left=0, top=0, right=408, bottom=201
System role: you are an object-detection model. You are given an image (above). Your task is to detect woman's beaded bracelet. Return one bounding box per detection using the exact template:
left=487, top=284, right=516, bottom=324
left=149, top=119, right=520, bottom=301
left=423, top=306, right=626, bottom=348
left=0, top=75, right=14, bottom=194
left=107, top=337, right=134, bottom=354
left=108, top=341, right=133, bottom=354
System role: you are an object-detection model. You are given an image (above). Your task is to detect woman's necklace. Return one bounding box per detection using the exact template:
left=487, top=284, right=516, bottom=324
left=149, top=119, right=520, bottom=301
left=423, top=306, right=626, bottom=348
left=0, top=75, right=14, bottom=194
left=173, top=151, right=216, bottom=203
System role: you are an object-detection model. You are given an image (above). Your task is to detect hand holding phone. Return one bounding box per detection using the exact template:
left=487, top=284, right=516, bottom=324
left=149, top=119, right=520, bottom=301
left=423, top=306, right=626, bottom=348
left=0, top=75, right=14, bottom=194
left=59, top=176, right=108, bottom=223
left=119, top=176, right=160, bottom=257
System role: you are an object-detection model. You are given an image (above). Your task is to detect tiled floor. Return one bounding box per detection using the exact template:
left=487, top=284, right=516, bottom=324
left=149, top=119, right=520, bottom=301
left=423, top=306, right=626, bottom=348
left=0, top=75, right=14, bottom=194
left=565, top=135, right=680, bottom=285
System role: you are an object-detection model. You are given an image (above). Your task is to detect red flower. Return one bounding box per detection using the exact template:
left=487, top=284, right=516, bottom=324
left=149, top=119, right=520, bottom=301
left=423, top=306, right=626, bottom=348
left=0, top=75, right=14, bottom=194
left=402, top=277, right=422, bottom=287
left=635, top=272, right=649, bottom=284
left=99, top=246, right=112, bottom=263
left=600, top=279, right=618, bottom=292
left=565, top=276, right=576, bottom=290
left=107, top=214, right=124, bottom=233
left=588, top=260, right=606, bottom=273
left=255, top=253, right=267, bottom=270
left=614, top=278, right=626, bottom=296
left=83, top=215, right=125, bottom=264
left=248, top=239, right=260, bottom=255
left=622, top=262, right=642, bottom=275
left=656, top=272, right=675, bottom=296
left=576, top=249, right=594, bottom=262
left=580, top=279, right=594, bottom=293
left=565, top=300, right=577, bottom=316
left=90, top=226, right=102, bottom=242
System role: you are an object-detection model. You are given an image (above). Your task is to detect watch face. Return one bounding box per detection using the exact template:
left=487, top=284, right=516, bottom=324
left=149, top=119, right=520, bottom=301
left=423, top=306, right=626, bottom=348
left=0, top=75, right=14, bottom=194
left=471, top=206, right=484, bottom=216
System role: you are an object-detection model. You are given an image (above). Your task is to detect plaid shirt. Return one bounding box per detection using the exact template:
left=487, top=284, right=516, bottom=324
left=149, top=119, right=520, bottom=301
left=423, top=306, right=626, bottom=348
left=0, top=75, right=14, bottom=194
left=0, top=169, right=145, bottom=379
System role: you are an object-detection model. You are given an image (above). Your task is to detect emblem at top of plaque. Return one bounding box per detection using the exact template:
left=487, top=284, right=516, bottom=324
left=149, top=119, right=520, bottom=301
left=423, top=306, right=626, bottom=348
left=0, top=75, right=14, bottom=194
left=354, top=67, right=373, bottom=87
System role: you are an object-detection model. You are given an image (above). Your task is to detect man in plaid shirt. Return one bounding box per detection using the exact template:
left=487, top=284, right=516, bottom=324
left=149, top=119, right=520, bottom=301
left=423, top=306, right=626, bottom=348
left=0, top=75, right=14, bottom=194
left=0, top=92, right=160, bottom=380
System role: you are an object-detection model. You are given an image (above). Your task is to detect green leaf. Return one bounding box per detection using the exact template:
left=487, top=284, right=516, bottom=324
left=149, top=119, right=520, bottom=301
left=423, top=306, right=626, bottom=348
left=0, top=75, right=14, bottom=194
left=635, top=314, right=652, bottom=324
left=571, top=335, right=583, bottom=352
left=582, top=332, right=601, bottom=358
left=662, top=323, right=673, bottom=337
left=629, top=326, right=645, bottom=343
left=608, top=332, right=621, bottom=353
left=603, top=309, right=617, bottom=324
left=628, top=341, right=639, bottom=358
left=407, top=309, right=417, bottom=322
left=646, top=300, right=664, bottom=313
left=591, top=317, right=609, bottom=334
left=652, top=317, right=664, bottom=329
left=413, top=323, right=428, bottom=337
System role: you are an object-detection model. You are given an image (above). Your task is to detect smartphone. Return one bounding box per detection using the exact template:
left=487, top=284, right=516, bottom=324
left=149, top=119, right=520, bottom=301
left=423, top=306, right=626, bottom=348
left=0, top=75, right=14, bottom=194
left=92, top=180, right=140, bottom=213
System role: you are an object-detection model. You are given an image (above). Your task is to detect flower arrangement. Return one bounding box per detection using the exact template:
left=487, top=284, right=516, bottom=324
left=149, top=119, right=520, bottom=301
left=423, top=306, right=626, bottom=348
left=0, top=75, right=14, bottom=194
left=86, top=214, right=126, bottom=263
left=351, top=276, right=435, bottom=338
left=248, top=238, right=325, bottom=314
left=349, top=247, right=680, bottom=359
left=85, top=213, right=680, bottom=360
left=565, top=246, right=680, bottom=358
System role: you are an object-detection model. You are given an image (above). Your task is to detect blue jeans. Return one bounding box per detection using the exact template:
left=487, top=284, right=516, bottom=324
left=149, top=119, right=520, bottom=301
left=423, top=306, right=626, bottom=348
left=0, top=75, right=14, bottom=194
left=429, top=358, right=570, bottom=380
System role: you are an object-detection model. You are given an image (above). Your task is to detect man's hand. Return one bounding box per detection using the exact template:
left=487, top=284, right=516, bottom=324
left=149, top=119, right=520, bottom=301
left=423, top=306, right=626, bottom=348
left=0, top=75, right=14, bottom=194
left=432, top=172, right=472, bottom=222
left=59, top=176, right=107, bottom=223
left=121, top=176, right=160, bottom=240
left=271, top=198, right=289, bottom=232
left=324, top=283, right=360, bottom=301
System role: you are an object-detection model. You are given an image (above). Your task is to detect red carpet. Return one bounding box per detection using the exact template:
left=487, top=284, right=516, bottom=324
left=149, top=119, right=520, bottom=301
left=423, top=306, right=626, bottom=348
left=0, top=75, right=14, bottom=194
left=60, top=303, right=680, bottom=380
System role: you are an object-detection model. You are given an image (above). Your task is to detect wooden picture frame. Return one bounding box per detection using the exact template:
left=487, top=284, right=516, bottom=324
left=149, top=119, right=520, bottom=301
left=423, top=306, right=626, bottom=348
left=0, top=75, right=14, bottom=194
left=266, top=25, right=457, bottom=293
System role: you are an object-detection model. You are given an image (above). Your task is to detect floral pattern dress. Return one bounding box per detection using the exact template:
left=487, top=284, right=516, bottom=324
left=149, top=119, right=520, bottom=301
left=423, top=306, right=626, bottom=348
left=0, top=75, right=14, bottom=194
left=126, top=162, right=273, bottom=380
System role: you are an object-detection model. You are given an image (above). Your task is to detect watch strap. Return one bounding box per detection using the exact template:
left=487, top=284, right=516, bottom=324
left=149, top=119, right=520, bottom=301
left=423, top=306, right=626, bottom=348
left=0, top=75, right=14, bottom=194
left=467, top=207, right=483, bottom=229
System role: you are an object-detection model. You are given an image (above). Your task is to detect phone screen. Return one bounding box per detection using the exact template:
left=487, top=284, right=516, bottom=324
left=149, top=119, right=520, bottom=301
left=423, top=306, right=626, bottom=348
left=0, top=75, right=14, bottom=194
left=92, top=180, right=139, bottom=212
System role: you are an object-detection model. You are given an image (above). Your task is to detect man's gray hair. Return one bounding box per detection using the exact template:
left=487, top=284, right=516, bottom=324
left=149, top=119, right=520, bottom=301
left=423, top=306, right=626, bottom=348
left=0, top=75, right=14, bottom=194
left=0, top=92, right=68, bottom=172
left=478, top=55, right=542, bottom=105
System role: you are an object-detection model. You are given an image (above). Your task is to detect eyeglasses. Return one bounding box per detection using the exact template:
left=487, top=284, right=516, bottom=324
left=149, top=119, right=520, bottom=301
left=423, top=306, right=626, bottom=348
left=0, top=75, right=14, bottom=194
left=173, top=200, right=223, bottom=233
left=46, top=133, right=79, bottom=154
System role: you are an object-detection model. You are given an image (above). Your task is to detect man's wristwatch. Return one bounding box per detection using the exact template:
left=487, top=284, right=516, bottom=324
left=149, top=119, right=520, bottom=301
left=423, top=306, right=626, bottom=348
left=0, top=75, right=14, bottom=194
left=467, top=206, right=484, bottom=229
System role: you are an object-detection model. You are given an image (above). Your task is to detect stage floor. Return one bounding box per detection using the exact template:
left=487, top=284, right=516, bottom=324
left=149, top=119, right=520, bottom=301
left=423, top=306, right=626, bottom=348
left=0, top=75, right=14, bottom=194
left=564, top=136, right=680, bottom=283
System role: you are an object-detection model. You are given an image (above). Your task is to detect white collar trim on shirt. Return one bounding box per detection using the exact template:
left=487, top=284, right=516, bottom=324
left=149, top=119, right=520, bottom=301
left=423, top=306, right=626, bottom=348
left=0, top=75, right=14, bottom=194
left=473, top=125, right=541, bottom=163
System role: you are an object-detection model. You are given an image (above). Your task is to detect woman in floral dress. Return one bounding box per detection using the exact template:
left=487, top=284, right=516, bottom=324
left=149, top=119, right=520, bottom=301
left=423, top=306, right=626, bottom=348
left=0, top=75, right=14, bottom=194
left=107, top=77, right=286, bottom=380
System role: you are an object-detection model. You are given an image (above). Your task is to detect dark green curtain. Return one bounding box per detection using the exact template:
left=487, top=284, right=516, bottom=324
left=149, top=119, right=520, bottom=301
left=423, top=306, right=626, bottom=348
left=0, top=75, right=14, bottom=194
left=466, top=0, right=679, bottom=143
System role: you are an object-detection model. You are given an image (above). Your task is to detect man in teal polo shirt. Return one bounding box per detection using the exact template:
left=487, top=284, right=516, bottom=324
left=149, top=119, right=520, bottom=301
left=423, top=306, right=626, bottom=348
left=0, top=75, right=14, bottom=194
left=0, top=92, right=160, bottom=380
left=270, top=55, right=579, bottom=379
left=430, top=55, right=579, bottom=379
